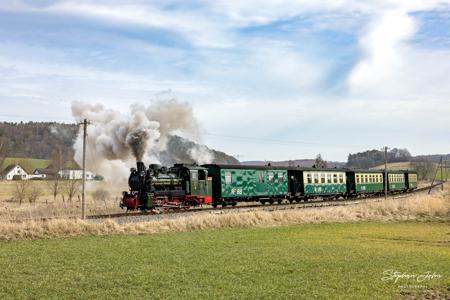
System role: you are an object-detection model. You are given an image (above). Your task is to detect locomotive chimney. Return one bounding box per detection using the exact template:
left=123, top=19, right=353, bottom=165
left=136, top=161, right=145, bottom=174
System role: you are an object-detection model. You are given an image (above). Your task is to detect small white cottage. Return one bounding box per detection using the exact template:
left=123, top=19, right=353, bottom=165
left=1, top=164, right=28, bottom=180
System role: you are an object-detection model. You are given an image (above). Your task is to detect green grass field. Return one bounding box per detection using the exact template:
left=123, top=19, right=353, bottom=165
left=0, top=222, right=448, bottom=299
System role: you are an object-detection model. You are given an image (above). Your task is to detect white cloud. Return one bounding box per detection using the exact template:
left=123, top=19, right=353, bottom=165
left=348, top=9, right=417, bottom=92
left=1, top=0, right=450, bottom=160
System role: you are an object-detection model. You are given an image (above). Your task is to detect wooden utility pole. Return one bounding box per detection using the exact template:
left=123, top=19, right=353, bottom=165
left=429, top=157, right=442, bottom=194
left=440, top=156, right=444, bottom=191
left=81, top=119, right=88, bottom=219
left=384, top=146, right=388, bottom=200
left=445, top=160, right=449, bottom=187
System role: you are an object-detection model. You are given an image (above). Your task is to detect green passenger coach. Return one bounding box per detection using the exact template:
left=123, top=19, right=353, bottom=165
left=347, top=171, right=384, bottom=194
left=405, top=171, right=418, bottom=190
left=388, top=172, right=407, bottom=191
left=204, top=164, right=289, bottom=207
left=302, top=170, right=347, bottom=196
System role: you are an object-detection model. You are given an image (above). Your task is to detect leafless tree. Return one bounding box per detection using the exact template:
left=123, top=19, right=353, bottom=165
left=46, top=147, right=63, bottom=203
left=27, top=182, right=42, bottom=203
left=411, top=161, right=436, bottom=180
left=14, top=180, right=29, bottom=205
left=64, top=179, right=81, bottom=202
left=314, top=154, right=328, bottom=168
left=0, top=139, right=6, bottom=179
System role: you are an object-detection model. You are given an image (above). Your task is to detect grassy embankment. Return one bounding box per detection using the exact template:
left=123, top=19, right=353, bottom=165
left=0, top=186, right=448, bottom=241
left=0, top=222, right=448, bottom=299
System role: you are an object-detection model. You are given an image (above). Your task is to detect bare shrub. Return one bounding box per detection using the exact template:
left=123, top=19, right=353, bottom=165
left=46, top=147, right=64, bottom=203
left=14, top=180, right=28, bottom=205
left=63, top=179, right=81, bottom=202
left=27, top=182, right=42, bottom=203
left=92, top=188, right=110, bottom=207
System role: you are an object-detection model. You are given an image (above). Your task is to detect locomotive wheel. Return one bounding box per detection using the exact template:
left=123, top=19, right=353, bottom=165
left=260, top=200, right=266, bottom=205
left=221, top=202, right=227, bottom=208
left=277, top=199, right=282, bottom=204
left=269, top=200, right=274, bottom=205
left=231, top=201, right=237, bottom=207
left=212, top=203, right=218, bottom=208
left=289, top=199, right=293, bottom=203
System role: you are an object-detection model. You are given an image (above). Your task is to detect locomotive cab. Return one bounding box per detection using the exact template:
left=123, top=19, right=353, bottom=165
left=170, top=164, right=213, bottom=205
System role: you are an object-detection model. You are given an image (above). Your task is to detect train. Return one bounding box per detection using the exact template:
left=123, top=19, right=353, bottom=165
left=121, top=162, right=418, bottom=211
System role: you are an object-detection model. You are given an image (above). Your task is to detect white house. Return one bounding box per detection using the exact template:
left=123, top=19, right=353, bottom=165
left=30, top=168, right=56, bottom=179
left=58, top=169, right=95, bottom=180
left=1, top=164, right=28, bottom=180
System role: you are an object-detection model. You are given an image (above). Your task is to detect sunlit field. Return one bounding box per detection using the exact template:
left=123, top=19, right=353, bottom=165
left=0, top=222, right=448, bottom=299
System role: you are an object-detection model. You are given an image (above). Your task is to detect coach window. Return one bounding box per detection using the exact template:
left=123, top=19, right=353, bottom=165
left=278, top=173, right=283, bottom=183
left=314, top=173, right=319, bottom=184
left=225, top=171, right=232, bottom=184
left=333, top=174, right=338, bottom=183
left=339, top=174, right=344, bottom=183
left=356, top=174, right=360, bottom=184
left=327, top=173, right=332, bottom=183
left=320, top=173, right=326, bottom=184
left=268, top=172, right=274, bottom=183
left=307, top=173, right=312, bottom=184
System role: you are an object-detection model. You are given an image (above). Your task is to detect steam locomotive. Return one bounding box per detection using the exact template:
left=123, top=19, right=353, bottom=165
left=121, top=162, right=418, bottom=211
left=121, top=162, right=212, bottom=211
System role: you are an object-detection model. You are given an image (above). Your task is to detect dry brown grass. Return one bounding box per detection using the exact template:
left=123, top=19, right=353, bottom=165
left=0, top=180, right=126, bottom=221
left=1, top=188, right=448, bottom=241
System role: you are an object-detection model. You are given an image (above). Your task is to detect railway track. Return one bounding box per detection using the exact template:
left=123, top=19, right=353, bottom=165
left=85, top=181, right=444, bottom=221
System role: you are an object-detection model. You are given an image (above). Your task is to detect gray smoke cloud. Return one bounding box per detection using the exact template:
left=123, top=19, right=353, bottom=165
left=71, top=99, right=214, bottom=181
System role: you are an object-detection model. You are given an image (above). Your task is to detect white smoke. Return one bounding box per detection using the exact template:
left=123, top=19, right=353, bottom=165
left=189, top=145, right=214, bottom=165
left=71, top=99, right=214, bottom=181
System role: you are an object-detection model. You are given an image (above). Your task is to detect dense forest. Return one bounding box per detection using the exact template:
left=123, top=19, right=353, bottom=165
left=347, top=148, right=412, bottom=168
left=347, top=148, right=450, bottom=169
left=0, top=122, right=77, bottom=160
left=0, top=122, right=239, bottom=165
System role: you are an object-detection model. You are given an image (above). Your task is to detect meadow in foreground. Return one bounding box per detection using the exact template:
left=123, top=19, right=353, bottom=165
left=0, top=222, right=448, bottom=299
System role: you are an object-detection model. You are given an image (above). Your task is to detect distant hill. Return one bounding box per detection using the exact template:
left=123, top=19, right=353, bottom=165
left=241, top=159, right=345, bottom=168
left=0, top=122, right=239, bottom=166
left=0, top=122, right=77, bottom=160
left=161, top=135, right=240, bottom=165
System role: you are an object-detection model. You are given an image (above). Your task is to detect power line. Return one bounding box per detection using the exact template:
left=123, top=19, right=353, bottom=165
left=204, top=132, right=370, bottom=149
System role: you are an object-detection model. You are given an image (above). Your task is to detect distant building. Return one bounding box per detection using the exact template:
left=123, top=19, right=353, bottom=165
left=0, top=157, right=98, bottom=181
left=1, top=164, right=28, bottom=180
left=58, top=169, right=94, bottom=180
left=31, top=168, right=57, bottom=179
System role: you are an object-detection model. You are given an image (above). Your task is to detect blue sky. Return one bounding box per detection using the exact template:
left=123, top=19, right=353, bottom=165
left=0, top=0, right=449, bottom=161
